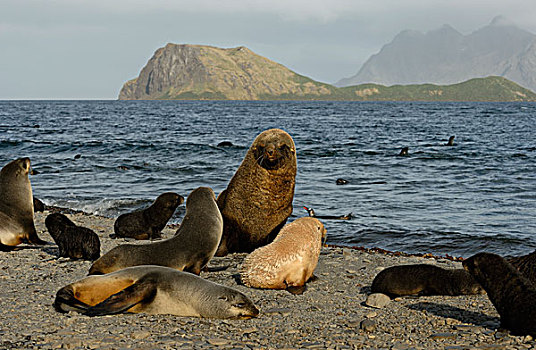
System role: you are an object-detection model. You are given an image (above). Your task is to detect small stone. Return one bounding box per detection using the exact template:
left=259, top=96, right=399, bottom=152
left=366, top=311, right=378, bottom=318
left=524, top=335, right=533, bottom=342
left=360, top=319, right=376, bottom=332
left=430, top=332, right=457, bottom=340
left=264, top=307, right=292, bottom=316
left=207, top=338, right=230, bottom=346
left=365, top=293, right=391, bottom=309
left=242, top=327, right=257, bottom=335
left=131, top=331, right=151, bottom=340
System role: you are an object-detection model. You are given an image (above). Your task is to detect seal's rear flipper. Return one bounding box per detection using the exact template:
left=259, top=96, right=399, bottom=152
left=84, top=277, right=157, bottom=316
left=54, top=287, right=91, bottom=313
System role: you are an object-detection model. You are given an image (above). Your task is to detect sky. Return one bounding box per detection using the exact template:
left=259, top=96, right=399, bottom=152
left=1, top=0, right=536, bottom=99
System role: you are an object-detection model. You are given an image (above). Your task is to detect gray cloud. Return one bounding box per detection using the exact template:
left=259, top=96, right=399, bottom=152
left=1, top=0, right=535, bottom=98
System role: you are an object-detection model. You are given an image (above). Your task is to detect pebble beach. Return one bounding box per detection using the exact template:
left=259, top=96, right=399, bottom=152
left=1, top=210, right=534, bottom=350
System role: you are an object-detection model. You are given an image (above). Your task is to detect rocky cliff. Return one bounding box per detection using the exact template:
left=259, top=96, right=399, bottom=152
left=118, top=44, right=336, bottom=100
left=336, top=17, right=536, bottom=92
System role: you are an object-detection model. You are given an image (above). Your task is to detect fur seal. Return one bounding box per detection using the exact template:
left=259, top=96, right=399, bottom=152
left=507, top=249, right=536, bottom=284
left=463, top=252, right=536, bottom=336
left=240, top=217, right=326, bottom=294
left=216, top=128, right=297, bottom=256
left=0, top=157, right=46, bottom=250
left=89, top=187, right=222, bottom=275
left=446, top=135, right=455, bottom=146
left=45, top=213, right=100, bottom=260
left=371, top=264, right=484, bottom=298
left=33, top=197, right=45, bottom=212
left=55, top=265, right=259, bottom=319
left=303, top=206, right=353, bottom=220
left=336, top=178, right=349, bottom=185
left=113, top=192, right=184, bottom=240
left=398, top=147, right=409, bottom=156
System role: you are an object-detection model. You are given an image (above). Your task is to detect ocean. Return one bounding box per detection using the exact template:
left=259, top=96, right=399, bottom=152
left=1, top=100, right=534, bottom=258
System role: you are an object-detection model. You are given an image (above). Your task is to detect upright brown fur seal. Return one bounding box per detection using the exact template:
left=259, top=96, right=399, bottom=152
left=45, top=213, right=100, bottom=260
left=240, top=217, right=326, bottom=293
left=463, top=252, right=536, bottom=336
left=55, top=265, right=259, bottom=319
left=0, top=157, right=45, bottom=250
left=371, top=264, right=484, bottom=298
left=216, top=128, right=297, bottom=256
left=89, top=187, right=222, bottom=275
left=113, top=192, right=184, bottom=240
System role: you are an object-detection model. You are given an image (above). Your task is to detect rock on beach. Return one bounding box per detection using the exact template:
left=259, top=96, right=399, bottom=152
left=0, top=210, right=533, bottom=349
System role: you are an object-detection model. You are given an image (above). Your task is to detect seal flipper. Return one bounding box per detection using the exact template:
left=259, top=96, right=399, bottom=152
left=27, top=226, right=47, bottom=245
left=286, top=285, right=307, bottom=295
left=54, top=287, right=92, bottom=313
left=84, top=277, right=157, bottom=316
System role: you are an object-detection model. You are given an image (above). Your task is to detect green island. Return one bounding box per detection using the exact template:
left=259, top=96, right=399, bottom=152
left=119, top=44, right=536, bottom=102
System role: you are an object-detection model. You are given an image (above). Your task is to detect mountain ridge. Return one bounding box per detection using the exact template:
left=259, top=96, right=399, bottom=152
left=118, top=43, right=536, bottom=102
left=336, top=17, right=536, bottom=92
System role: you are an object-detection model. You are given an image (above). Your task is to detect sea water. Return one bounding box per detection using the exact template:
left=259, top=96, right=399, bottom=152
left=1, top=100, right=534, bottom=258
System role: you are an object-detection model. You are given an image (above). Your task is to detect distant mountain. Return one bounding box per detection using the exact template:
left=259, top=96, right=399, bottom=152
left=118, top=43, right=536, bottom=102
left=336, top=16, right=536, bottom=92
left=118, top=44, right=337, bottom=100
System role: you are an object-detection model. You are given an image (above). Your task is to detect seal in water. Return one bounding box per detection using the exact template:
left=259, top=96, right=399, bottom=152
left=240, top=217, right=326, bottom=294
left=55, top=265, right=259, bottom=319
left=89, top=187, right=222, bottom=275
left=371, top=264, right=484, bottom=298
left=463, top=252, right=536, bottom=337
left=446, top=135, right=455, bottom=146
left=0, top=157, right=46, bottom=250
left=303, top=206, right=353, bottom=220
left=398, top=147, right=409, bottom=156
left=45, top=213, right=100, bottom=260
left=216, top=128, right=297, bottom=256
left=336, top=178, right=349, bottom=185
left=113, top=192, right=184, bottom=240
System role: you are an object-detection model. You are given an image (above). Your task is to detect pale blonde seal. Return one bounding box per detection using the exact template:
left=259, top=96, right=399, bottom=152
left=240, top=217, right=326, bottom=291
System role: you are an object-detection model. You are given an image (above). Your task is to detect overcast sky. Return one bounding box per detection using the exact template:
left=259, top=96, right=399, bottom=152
left=1, top=0, right=535, bottom=99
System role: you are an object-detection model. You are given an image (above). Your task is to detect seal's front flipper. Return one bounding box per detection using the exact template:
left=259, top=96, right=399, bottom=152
left=84, top=277, right=157, bottom=316
left=286, top=285, right=307, bottom=295
left=54, top=287, right=91, bottom=313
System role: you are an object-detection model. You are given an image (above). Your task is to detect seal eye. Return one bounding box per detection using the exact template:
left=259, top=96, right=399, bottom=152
left=232, top=303, right=246, bottom=308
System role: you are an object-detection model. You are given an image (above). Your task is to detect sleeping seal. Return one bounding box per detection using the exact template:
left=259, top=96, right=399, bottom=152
left=55, top=265, right=259, bottom=319
left=89, top=187, right=222, bottom=275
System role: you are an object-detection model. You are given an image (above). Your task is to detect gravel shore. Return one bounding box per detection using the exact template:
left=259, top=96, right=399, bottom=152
left=1, top=210, right=534, bottom=349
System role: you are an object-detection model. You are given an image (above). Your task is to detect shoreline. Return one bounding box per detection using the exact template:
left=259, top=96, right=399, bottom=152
left=1, top=209, right=533, bottom=349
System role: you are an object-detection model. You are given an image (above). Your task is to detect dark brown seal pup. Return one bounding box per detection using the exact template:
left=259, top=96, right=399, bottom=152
left=240, top=217, right=326, bottom=294
left=55, top=265, right=259, bottom=319
left=0, top=157, right=46, bottom=250
left=507, top=249, right=536, bottom=284
left=463, top=252, right=536, bottom=336
left=398, top=147, right=409, bottom=156
left=89, top=187, right=222, bottom=275
left=45, top=213, right=100, bottom=260
left=371, top=264, right=484, bottom=298
left=113, top=192, right=183, bottom=240
left=216, top=128, right=297, bottom=256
